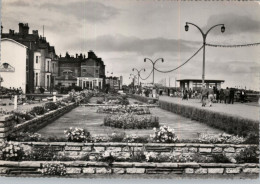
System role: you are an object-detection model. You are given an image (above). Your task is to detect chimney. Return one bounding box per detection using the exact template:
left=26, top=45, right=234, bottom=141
left=9, top=29, right=14, bottom=35
left=76, top=54, right=78, bottom=58
left=84, top=54, right=86, bottom=59
left=18, top=23, right=29, bottom=35
left=32, top=30, right=38, bottom=36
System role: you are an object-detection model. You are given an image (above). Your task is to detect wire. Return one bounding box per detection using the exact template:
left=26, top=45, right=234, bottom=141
left=206, top=42, right=260, bottom=48
left=140, top=69, right=153, bottom=80
left=154, top=45, right=204, bottom=73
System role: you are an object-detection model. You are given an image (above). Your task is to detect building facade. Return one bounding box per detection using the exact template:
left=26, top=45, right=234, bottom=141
left=177, top=79, right=225, bottom=91
left=0, top=38, right=28, bottom=93
left=1, top=23, right=58, bottom=93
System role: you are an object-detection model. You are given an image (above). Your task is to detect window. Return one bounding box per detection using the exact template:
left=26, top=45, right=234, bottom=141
left=36, top=56, right=38, bottom=63
left=35, top=73, right=38, bottom=86
left=47, top=61, right=50, bottom=72
left=82, top=69, right=86, bottom=73
left=96, top=69, right=99, bottom=73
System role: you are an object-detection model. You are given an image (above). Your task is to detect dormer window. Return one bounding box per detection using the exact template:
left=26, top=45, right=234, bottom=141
left=3, top=63, right=9, bottom=69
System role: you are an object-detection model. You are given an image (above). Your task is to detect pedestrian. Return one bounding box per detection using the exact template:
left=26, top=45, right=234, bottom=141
left=216, top=88, right=220, bottom=103
left=182, top=89, right=188, bottom=100
left=240, top=90, right=245, bottom=103
left=188, top=88, right=192, bottom=99
left=224, top=87, right=230, bottom=104
left=208, top=86, right=214, bottom=107
left=219, top=89, right=225, bottom=103
left=201, top=85, right=208, bottom=107
left=229, top=88, right=235, bottom=104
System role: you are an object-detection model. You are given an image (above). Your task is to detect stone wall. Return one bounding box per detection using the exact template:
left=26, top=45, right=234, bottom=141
left=0, top=160, right=258, bottom=175
left=0, top=103, right=77, bottom=141
left=2, top=142, right=257, bottom=161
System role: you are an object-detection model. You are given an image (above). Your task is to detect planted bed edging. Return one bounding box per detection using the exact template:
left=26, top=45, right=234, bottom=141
left=159, top=100, right=259, bottom=137
left=0, top=160, right=259, bottom=175
left=0, top=103, right=77, bottom=141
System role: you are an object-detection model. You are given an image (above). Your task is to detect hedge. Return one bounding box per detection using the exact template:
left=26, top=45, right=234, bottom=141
left=159, top=101, right=259, bottom=137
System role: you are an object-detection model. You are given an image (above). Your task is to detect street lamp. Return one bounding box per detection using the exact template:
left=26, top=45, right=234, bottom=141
left=132, top=68, right=145, bottom=86
left=144, top=58, right=164, bottom=85
left=185, top=22, right=225, bottom=87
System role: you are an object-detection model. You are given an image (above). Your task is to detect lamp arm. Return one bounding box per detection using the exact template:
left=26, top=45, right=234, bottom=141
left=186, top=22, right=205, bottom=37
left=205, top=24, right=224, bottom=37
left=154, top=58, right=164, bottom=65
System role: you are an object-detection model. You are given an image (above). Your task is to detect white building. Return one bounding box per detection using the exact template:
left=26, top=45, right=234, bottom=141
left=0, top=38, right=28, bottom=93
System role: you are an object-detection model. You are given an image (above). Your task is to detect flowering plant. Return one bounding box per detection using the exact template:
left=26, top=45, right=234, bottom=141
left=2, top=141, right=24, bottom=161
left=41, top=163, right=67, bottom=176
left=198, top=133, right=246, bottom=144
left=150, top=126, right=178, bottom=143
left=97, top=105, right=150, bottom=115
left=104, top=113, right=159, bottom=129
left=64, top=127, right=90, bottom=142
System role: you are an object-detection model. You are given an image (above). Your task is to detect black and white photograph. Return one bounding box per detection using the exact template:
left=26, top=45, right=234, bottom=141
left=0, top=0, right=259, bottom=181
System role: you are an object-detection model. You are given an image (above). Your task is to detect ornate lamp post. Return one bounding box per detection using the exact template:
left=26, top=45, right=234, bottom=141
left=185, top=22, right=225, bottom=87
left=132, top=68, right=145, bottom=86
left=144, top=58, right=164, bottom=85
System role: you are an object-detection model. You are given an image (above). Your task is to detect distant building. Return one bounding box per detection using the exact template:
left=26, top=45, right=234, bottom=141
left=177, top=79, right=225, bottom=91
left=1, top=23, right=58, bottom=93
left=0, top=38, right=28, bottom=93
left=105, top=76, right=123, bottom=90
left=56, top=51, right=106, bottom=89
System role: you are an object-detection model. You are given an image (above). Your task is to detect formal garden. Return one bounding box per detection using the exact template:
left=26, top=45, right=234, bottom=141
left=0, top=91, right=259, bottom=177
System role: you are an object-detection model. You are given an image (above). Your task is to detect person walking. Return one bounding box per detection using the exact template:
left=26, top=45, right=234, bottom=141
left=224, top=87, right=230, bottom=104
left=229, top=88, right=235, bottom=104
left=219, top=88, right=225, bottom=103
left=201, top=85, right=208, bottom=107
left=208, top=86, right=214, bottom=107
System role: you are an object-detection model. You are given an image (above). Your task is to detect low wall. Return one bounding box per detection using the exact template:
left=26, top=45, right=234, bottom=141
left=0, top=142, right=257, bottom=162
left=0, top=103, right=77, bottom=141
left=159, top=101, right=259, bottom=137
left=0, top=161, right=259, bottom=175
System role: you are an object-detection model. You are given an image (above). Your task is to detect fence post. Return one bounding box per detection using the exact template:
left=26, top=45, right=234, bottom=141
left=53, top=92, right=57, bottom=102
left=14, top=95, right=17, bottom=110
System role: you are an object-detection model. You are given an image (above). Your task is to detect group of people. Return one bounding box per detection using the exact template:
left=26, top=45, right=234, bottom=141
left=201, top=86, right=247, bottom=107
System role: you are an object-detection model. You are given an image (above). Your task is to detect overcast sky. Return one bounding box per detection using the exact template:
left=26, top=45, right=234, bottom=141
left=1, top=0, right=260, bottom=90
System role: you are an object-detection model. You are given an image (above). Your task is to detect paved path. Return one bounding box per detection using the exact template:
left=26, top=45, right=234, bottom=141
left=159, top=96, right=260, bottom=121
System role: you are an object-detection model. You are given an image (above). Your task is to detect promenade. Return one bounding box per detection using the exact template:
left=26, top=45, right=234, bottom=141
left=159, top=96, right=259, bottom=121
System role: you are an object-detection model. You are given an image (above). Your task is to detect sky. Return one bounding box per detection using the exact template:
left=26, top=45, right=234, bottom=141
left=1, top=0, right=260, bottom=90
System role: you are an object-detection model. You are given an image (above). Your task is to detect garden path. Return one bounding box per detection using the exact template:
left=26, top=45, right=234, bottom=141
left=37, top=98, right=223, bottom=139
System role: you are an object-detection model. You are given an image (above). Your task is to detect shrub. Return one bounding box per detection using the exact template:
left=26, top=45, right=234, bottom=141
left=159, top=101, right=259, bottom=139
left=198, top=133, right=245, bottom=144
left=235, top=147, right=259, bottom=163
left=30, top=106, right=45, bottom=116
left=104, top=113, right=159, bottom=129
left=7, top=132, right=42, bottom=142
left=45, top=102, right=58, bottom=111
left=150, top=126, right=178, bottom=143
left=2, top=141, right=24, bottom=161
left=41, top=163, right=66, bottom=176
left=212, top=154, right=232, bottom=163
left=64, top=127, right=90, bottom=142
left=109, top=132, right=126, bottom=142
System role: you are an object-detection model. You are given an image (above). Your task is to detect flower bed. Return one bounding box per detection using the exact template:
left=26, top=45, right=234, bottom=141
left=97, top=105, right=150, bottom=115
left=103, top=113, right=159, bottom=129
left=96, top=94, right=129, bottom=105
